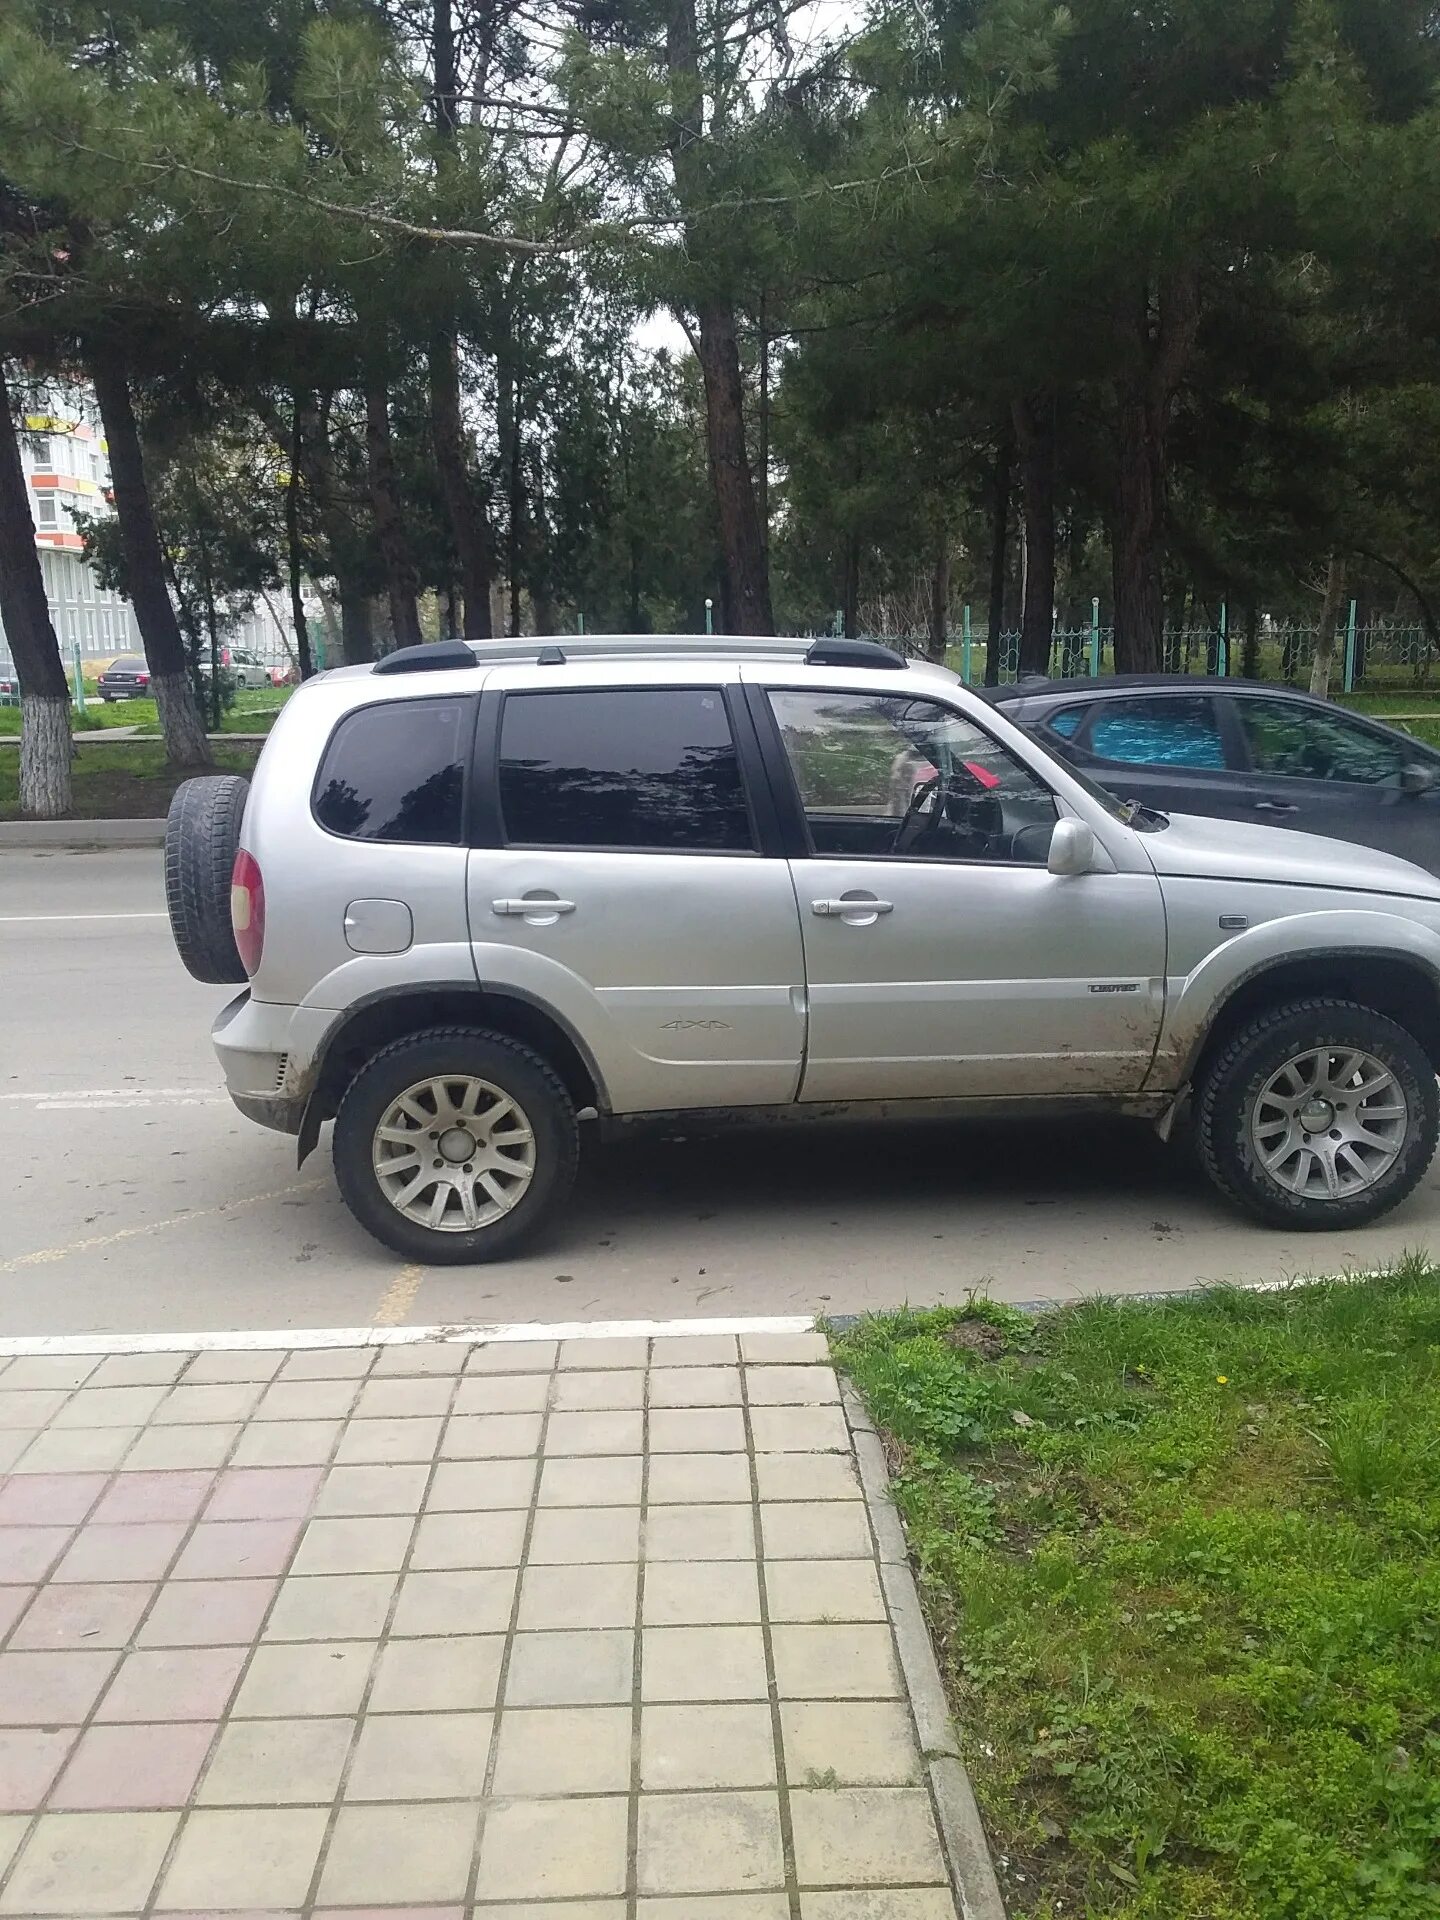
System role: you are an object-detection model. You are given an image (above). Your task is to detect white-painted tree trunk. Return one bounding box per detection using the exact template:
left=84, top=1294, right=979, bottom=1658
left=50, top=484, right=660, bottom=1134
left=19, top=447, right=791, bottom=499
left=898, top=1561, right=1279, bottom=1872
left=151, top=672, right=213, bottom=768
left=1310, top=556, right=1347, bottom=699
left=19, top=694, right=72, bottom=818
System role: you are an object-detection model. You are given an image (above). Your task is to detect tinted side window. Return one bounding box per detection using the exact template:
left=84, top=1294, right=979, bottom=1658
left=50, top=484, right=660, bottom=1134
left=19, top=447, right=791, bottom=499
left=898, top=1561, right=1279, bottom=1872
left=497, top=689, right=754, bottom=852
left=1086, top=695, right=1225, bottom=769
left=314, top=698, right=468, bottom=843
left=1047, top=706, right=1087, bottom=739
left=1238, top=697, right=1408, bottom=784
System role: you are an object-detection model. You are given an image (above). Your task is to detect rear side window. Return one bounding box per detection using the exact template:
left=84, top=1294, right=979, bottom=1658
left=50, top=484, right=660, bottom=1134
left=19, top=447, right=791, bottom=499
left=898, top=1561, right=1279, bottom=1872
left=497, top=688, right=754, bottom=852
left=313, top=698, right=468, bottom=843
left=1047, top=706, right=1086, bottom=738
left=1086, top=695, right=1226, bottom=770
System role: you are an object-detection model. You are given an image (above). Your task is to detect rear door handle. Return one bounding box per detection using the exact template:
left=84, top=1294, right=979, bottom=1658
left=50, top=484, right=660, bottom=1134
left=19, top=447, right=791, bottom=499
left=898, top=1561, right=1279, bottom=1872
left=1253, top=801, right=1299, bottom=815
left=492, top=897, right=576, bottom=916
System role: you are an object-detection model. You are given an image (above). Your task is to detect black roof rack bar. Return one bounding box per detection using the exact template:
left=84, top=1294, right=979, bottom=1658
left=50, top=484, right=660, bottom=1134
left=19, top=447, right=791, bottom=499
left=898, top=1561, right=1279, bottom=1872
left=804, top=638, right=907, bottom=670
left=373, top=639, right=480, bottom=675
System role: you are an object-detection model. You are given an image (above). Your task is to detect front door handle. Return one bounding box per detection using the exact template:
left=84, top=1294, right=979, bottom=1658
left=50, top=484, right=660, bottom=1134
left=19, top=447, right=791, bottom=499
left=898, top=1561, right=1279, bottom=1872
left=1253, top=801, right=1299, bottom=815
left=812, top=896, right=894, bottom=922
left=492, top=897, right=576, bottom=917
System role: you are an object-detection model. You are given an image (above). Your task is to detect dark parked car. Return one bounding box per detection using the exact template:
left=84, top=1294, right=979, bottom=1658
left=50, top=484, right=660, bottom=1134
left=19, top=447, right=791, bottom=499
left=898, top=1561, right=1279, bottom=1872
left=984, top=674, right=1440, bottom=875
left=98, top=654, right=152, bottom=701
left=0, top=666, right=18, bottom=706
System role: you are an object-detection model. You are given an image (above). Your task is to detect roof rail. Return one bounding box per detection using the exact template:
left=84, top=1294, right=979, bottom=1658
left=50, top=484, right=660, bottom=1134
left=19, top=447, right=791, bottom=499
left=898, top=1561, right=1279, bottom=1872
left=371, top=633, right=916, bottom=673
left=373, top=639, right=479, bottom=676
left=804, top=638, right=906, bottom=670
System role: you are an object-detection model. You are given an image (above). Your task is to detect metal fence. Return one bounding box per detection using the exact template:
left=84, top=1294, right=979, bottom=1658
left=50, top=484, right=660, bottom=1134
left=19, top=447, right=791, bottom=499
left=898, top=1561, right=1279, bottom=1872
left=877, top=601, right=1435, bottom=692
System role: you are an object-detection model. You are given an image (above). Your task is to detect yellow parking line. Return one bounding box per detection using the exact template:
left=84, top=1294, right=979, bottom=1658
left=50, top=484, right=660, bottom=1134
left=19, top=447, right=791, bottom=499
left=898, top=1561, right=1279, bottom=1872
left=373, top=1264, right=425, bottom=1327
left=0, top=1181, right=326, bottom=1274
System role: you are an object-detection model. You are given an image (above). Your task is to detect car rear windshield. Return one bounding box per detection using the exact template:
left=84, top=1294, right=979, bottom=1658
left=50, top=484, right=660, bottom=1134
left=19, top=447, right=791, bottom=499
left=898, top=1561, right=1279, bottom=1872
left=496, top=687, right=754, bottom=852
left=107, top=657, right=146, bottom=672
left=313, top=697, right=469, bottom=843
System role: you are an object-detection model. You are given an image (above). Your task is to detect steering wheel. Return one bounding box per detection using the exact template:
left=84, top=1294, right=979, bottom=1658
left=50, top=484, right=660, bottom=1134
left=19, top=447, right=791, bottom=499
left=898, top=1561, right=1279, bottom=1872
left=893, top=774, right=943, bottom=855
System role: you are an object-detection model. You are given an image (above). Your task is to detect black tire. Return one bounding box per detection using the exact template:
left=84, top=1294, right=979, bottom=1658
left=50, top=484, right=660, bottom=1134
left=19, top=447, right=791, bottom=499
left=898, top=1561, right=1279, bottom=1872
left=1196, top=997, right=1439, bottom=1228
left=332, top=1027, right=579, bottom=1263
left=164, top=774, right=250, bottom=985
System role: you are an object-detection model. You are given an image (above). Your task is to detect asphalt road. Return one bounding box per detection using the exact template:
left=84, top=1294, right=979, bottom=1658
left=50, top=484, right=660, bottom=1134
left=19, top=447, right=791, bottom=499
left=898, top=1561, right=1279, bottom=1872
left=3, top=847, right=1438, bottom=1340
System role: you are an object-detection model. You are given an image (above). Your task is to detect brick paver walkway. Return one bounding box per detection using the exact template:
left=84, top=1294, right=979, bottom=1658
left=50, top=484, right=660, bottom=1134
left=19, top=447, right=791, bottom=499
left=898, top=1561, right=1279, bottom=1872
left=0, top=1329, right=960, bottom=1917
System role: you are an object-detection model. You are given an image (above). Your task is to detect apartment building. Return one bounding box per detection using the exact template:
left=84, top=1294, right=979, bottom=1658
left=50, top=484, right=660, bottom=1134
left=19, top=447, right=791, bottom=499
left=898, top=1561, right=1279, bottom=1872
left=1, top=392, right=302, bottom=684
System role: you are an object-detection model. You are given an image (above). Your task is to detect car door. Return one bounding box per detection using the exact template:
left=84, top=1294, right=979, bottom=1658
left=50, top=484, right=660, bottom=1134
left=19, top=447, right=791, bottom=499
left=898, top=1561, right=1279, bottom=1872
left=1060, top=691, right=1243, bottom=819
left=756, top=682, right=1167, bottom=1101
left=1221, top=692, right=1440, bottom=869
left=465, top=677, right=807, bottom=1114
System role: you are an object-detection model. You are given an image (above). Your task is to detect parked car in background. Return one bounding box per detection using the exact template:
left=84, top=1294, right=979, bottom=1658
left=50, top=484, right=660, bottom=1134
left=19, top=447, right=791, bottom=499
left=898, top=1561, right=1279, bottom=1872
left=984, top=675, right=1440, bottom=876
left=198, top=646, right=273, bottom=691
left=0, top=666, right=19, bottom=706
left=97, top=655, right=152, bottom=700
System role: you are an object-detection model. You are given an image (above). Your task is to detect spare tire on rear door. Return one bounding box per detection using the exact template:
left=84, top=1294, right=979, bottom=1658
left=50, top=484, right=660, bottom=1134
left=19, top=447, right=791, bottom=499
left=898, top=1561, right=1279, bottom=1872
left=165, top=774, right=251, bottom=984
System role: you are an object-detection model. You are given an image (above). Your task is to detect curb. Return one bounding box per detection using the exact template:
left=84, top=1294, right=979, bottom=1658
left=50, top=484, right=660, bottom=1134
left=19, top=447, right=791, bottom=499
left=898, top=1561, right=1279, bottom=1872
left=841, top=1377, right=1008, bottom=1920
left=0, top=817, right=165, bottom=849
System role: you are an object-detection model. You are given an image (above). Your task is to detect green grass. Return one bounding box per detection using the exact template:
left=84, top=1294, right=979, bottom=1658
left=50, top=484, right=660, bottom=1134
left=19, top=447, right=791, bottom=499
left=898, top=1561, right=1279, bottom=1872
left=831, top=1266, right=1440, bottom=1920
left=0, top=739, right=260, bottom=819
left=0, top=684, right=290, bottom=737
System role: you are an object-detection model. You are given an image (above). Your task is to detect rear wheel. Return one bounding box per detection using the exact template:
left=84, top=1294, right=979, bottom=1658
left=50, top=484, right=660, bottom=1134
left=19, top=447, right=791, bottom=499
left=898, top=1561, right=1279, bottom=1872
left=1196, top=998, right=1438, bottom=1228
left=164, top=774, right=250, bottom=984
left=332, top=1028, right=578, bottom=1263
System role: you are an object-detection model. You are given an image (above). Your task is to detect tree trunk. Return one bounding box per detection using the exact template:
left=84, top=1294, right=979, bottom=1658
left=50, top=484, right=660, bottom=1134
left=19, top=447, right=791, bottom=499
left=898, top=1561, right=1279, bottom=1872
left=339, top=589, right=374, bottom=666
left=841, top=534, right=860, bottom=639
left=363, top=370, right=423, bottom=649
left=1012, top=394, right=1056, bottom=676
left=0, top=363, right=72, bottom=816
left=1241, top=602, right=1260, bottom=680
left=691, top=299, right=774, bottom=634
left=1310, top=556, right=1347, bottom=699
left=1110, top=272, right=1200, bottom=674
left=984, top=433, right=1013, bottom=687
left=428, top=334, right=493, bottom=640
left=87, top=344, right=212, bottom=767
left=665, top=0, right=772, bottom=633
left=284, top=397, right=314, bottom=679
left=927, top=535, right=950, bottom=664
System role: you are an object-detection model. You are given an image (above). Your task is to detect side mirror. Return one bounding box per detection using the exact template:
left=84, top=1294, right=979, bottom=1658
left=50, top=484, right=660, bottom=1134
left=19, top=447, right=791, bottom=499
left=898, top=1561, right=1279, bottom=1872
left=1401, top=763, right=1438, bottom=796
left=1048, top=818, right=1096, bottom=876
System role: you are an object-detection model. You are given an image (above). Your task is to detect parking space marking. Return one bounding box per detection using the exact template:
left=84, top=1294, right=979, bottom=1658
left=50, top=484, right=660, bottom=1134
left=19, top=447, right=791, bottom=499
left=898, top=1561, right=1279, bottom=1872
left=373, top=1264, right=426, bottom=1327
left=0, top=1179, right=327, bottom=1275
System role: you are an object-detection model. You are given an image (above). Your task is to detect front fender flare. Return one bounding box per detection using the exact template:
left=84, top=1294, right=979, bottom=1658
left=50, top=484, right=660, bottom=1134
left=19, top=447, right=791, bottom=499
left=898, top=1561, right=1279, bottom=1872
left=1158, top=909, right=1440, bottom=1085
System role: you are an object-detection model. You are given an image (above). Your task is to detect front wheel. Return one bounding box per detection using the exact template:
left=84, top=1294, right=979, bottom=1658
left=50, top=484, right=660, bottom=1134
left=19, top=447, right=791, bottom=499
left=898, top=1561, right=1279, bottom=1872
left=1196, top=997, right=1438, bottom=1228
left=332, top=1028, right=578, bottom=1263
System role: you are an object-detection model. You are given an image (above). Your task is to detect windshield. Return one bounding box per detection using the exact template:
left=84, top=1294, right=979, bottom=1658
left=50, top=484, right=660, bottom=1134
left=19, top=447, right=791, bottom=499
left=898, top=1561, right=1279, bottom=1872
left=1042, top=748, right=1153, bottom=827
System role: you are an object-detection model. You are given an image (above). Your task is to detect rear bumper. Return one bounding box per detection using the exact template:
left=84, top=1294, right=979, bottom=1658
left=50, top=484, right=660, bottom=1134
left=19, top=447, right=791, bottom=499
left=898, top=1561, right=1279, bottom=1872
left=212, top=991, right=333, bottom=1138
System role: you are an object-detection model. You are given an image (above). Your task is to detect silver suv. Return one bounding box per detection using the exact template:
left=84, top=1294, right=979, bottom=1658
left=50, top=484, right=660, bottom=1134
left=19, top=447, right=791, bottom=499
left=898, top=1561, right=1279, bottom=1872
left=165, top=635, right=1440, bottom=1262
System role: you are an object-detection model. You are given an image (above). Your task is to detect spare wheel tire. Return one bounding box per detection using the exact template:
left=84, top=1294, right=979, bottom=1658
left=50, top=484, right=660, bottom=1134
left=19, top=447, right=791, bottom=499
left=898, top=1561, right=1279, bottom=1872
left=165, top=774, right=251, bottom=984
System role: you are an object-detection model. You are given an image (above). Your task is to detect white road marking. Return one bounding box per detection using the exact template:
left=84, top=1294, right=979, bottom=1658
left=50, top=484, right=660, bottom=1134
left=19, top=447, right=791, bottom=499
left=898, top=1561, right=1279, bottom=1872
left=0, top=912, right=168, bottom=922
left=0, top=1314, right=819, bottom=1358
left=0, top=1088, right=223, bottom=1110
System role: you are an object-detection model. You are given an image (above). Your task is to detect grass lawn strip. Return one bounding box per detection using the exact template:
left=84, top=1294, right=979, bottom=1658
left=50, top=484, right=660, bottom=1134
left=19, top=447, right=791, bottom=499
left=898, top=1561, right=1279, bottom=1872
left=831, top=1264, right=1440, bottom=1920
left=0, top=740, right=260, bottom=820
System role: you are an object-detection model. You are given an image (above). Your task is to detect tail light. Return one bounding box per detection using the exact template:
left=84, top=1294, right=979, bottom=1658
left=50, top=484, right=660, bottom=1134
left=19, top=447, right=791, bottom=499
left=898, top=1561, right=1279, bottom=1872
left=137, top=672, right=150, bottom=688
left=231, top=849, right=265, bottom=976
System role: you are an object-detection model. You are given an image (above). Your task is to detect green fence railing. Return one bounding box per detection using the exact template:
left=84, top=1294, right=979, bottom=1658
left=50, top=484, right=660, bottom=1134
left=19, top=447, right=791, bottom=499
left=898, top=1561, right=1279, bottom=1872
left=873, top=600, right=1433, bottom=692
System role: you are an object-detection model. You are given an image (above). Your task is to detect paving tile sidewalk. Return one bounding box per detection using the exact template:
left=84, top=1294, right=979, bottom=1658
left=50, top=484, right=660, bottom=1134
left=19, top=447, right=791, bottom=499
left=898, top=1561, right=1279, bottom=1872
left=0, top=1329, right=961, bottom=1918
